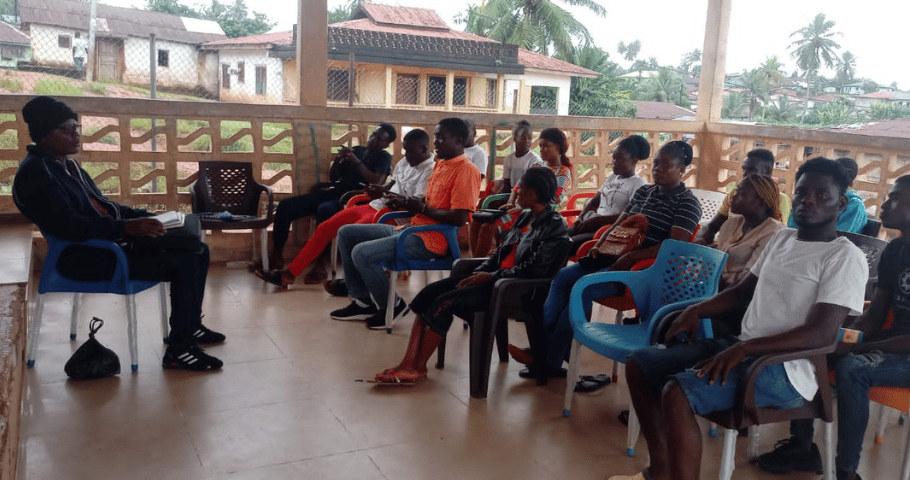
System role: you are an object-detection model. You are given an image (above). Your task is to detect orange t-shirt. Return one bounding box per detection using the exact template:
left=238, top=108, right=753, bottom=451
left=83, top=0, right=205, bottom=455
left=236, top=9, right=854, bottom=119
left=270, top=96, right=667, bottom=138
left=412, top=155, right=481, bottom=255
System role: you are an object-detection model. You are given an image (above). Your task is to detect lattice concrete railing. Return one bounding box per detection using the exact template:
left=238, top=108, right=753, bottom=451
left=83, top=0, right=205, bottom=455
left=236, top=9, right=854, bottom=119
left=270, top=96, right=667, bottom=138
left=1, top=95, right=909, bottom=220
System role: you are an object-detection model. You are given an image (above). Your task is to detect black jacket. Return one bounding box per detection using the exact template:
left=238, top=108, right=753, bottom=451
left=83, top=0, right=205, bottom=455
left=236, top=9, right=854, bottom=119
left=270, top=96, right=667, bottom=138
left=13, top=145, right=150, bottom=241
left=477, top=206, right=571, bottom=281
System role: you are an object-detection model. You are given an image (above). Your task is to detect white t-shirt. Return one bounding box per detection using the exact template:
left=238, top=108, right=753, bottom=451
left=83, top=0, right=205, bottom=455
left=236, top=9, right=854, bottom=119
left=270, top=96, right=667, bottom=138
left=73, top=37, right=87, bottom=59
left=596, top=173, right=647, bottom=216
left=740, top=228, right=867, bottom=400
left=463, top=144, right=488, bottom=177
left=503, top=150, right=543, bottom=186
left=369, top=155, right=435, bottom=210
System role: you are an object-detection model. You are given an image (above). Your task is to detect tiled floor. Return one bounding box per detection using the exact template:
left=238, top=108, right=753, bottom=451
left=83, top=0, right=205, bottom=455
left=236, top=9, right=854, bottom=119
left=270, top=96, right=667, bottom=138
left=18, top=265, right=908, bottom=479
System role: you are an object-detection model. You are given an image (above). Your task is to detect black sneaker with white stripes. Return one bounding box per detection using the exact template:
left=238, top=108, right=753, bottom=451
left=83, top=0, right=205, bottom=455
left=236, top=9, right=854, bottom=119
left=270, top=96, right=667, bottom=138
left=162, top=344, right=223, bottom=371
left=365, top=297, right=410, bottom=330
left=164, top=325, right=226, bottom=345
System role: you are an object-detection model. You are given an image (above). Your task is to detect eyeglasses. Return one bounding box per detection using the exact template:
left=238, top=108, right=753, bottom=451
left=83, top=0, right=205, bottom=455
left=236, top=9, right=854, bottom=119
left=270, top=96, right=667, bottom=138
left=55, top=123, right=81, bottom=135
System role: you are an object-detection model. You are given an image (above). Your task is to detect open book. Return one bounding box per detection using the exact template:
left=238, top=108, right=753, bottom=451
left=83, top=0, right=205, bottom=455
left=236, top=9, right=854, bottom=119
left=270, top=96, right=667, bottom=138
left=151, top=211, right=185, bottom=229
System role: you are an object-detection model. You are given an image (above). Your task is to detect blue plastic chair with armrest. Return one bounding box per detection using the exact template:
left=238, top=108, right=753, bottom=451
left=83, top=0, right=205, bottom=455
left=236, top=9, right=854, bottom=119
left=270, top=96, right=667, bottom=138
left=29, top=233, right=169, bottom=371
left=377, top=211, right=463, bottom=334
left=562, top=239, right=727, bottom=456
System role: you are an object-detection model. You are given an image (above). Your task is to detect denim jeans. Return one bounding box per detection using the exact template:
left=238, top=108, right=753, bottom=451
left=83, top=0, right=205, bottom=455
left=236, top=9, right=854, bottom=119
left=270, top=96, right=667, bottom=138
left=542, top=263, right=620, bottom=370
left=833, top=351, right=910, bottom=471
left=337, top=223, right=437, bottom=309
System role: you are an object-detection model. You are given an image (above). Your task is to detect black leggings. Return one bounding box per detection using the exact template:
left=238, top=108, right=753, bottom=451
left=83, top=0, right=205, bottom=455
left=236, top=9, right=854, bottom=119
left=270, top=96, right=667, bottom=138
left=410, top=274, right=494, bottom=335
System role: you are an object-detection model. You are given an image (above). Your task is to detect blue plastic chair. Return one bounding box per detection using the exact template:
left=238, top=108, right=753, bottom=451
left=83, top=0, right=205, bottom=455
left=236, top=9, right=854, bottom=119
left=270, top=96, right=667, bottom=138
left=377, top=211, right=462, bottom=334
left=28, top=233, right=169, bottom=371
left=562, top=239, right=727, bottom=456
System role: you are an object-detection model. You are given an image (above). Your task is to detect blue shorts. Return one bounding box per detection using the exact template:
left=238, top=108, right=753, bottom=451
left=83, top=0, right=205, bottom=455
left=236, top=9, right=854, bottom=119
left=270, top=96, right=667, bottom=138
left=628, top=337, right=806, bottom=415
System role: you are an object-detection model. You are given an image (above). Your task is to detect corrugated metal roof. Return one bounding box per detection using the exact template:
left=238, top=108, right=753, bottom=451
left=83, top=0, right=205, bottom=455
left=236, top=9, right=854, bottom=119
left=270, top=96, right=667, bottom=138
left=204, top=30, right=293, bottom=47
left=822, top=118, right=910, bottom=139
left=19, top=0, right=226, bottom=44
left=517, top=49, right=598, bottom=78
left=631, top=100, right=696, bottom=120
left=0, top=21, right=29, bottom=45
left=355, top=2, right=449, bottom=30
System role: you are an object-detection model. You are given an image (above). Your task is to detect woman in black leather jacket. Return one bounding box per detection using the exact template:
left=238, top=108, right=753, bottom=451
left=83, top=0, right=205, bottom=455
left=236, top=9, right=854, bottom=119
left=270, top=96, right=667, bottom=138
left=372, top=168, right=571, bottom=383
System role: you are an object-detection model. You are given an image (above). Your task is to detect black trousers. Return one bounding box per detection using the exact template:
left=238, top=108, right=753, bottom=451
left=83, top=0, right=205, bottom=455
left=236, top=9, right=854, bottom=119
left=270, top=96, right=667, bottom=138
left=410, top=274, right=494, bottom=335
left=272, top=189, right=342, bottom=254
left=57, top=242, right=209, bottom=346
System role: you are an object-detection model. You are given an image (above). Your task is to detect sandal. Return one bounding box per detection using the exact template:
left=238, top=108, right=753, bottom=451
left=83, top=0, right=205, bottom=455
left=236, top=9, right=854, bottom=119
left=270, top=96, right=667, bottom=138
left=574, top=374, right=612, bottom=392
left=371, top=369, right=426, bottom=384
left=255, top=268, right=295, bottom=288
left=303, top=270, right=328, bottom=284
left=507, top=344, right=534, bottom=365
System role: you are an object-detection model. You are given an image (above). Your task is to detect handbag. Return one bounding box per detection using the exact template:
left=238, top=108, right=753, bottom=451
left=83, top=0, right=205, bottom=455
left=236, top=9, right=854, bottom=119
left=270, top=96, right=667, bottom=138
left=64, top=317, right=121, bottom=380
left=595, top=214, right=649, bottom=257
left=577, top=214, right=649, bottom=271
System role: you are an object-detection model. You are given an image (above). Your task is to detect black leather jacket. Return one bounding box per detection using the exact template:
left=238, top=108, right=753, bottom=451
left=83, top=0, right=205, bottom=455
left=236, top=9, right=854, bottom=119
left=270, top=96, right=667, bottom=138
left=13, top=145, right=150, bottom=241
left=477, top=206, right=571, bottom=281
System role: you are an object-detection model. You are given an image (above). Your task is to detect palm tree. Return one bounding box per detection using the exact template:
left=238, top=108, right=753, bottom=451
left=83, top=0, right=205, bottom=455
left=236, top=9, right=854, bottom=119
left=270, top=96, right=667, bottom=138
left=789, top=13, right=841, bottom=97
left=617, top=40, right=641, bottom=63
left=835, top=51, right=857, bottom=93
left=740, top=68, right=771, bottom=121
left=637, top=68, right=685, bottom=106
left=758, top=56, right=785, bottom=89
left=463, top=0, right=606, bottom=60
left=722, top=92, right=746, bottom=119
left=763, top=96, right=798, bottom=123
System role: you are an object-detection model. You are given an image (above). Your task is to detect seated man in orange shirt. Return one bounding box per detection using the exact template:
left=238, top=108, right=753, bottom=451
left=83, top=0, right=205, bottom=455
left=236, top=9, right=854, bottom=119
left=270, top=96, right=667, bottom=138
left=330, top=118, right=482, bottom=329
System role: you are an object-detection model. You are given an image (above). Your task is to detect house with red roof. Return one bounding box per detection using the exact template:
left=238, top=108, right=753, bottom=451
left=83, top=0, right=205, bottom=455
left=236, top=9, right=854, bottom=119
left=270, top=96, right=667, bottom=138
left=203, top=2, right=598, bottom=112
left=0, top=21, right=30, bottom=69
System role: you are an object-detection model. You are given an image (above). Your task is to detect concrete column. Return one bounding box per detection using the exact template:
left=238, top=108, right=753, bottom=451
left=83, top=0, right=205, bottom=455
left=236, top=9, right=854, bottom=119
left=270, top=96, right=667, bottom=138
left=696, top=0, right=731, bottom=124
left=298, top=0, right=327, bottom=107
left=496, top=74, right=504, bottom=112
left=445, top=71, right=454, bottom=111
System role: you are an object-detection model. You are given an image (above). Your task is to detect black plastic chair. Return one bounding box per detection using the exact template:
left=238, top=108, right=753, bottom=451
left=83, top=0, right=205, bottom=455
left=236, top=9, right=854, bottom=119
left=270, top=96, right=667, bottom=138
left=191, top=161, right=274, bottom=268
left=838, top=230, right=888, bottom=300
left=860, top=218, right=882, bottom=237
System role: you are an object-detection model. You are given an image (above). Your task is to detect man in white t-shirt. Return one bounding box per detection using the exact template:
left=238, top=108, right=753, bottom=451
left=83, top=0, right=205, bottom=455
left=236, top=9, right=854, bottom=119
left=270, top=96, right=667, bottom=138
left=462, top=119, right=488, bottom=179
left=608, top=157, right=868, bottom=480
left=72, top=32, right=87, bottom=76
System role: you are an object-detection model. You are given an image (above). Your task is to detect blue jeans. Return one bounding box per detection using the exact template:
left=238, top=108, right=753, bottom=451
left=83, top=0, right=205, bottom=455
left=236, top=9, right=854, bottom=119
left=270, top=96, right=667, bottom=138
left=833, top=351, right=910, bottom=471
left=542, top=263, right=620, bottom=370
left=337, top=223, right=437, bottom=309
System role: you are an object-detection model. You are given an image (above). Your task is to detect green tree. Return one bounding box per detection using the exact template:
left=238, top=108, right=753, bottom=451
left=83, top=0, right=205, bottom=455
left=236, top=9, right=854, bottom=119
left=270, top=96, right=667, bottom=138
left=789, top=13, right=841, bottom=97
left=147, top=0, right=274, bottom=38
left=679, top=49, right=701, bottom=77
left=617, top=40, right=641, bottom=63
left=814, top=97, right=854, bottom=125
left=461, top=0, right=606, bottom=60
left=568, top=45, right=635, bottom=117
left=758, top=56, right=785, bottom=89
left=636, top=68, right=686, bottom=106
left=328, top=0, right=359, bottom=24
left=740, top=68, right=770, bottom=121
left=760, top=96, right=798, bottom=123
left=721, top=91, right=746, bottom=119
left=835, top=51, right=857, bottom=93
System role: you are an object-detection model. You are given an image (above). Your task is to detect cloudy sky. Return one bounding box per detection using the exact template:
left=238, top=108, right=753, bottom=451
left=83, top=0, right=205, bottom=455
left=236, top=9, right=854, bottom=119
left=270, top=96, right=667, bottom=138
left=106, top=0, right=909, bottom=88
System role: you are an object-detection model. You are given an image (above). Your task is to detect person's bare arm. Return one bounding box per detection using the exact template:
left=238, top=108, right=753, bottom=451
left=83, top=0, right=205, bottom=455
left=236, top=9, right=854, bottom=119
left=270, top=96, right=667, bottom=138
left=694, top=213, right=728, bottom=245
left=665, top=273, right=759, bottom=341
left=697, top=302, right=851, bottom=385
left=402, top=196, right=470, bottom=226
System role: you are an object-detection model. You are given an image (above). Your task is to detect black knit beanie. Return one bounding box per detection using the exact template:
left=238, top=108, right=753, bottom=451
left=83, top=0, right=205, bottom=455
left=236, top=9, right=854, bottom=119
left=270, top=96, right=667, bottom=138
left=521, top=167, right=557, bottom=204
left=22, top=96, right=78, bottom=143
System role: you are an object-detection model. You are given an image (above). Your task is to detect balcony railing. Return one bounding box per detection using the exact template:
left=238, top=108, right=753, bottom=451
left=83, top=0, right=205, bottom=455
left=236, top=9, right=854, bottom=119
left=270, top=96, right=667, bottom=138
left=2, top=95, right=909, bottom=221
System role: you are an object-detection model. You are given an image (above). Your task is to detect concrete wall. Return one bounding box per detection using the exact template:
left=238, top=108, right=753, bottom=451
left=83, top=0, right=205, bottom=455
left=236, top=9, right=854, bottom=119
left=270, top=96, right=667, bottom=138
left=123, top=37, right=199, bottom=89
left=28, top=25, right=78, bottom=68
left=217, top=49, right=285, bottom=104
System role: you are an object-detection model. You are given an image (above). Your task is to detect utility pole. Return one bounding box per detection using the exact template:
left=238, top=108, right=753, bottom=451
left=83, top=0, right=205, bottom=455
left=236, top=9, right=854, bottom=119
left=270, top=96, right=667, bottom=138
left=86, top=0, right=97, bottom=82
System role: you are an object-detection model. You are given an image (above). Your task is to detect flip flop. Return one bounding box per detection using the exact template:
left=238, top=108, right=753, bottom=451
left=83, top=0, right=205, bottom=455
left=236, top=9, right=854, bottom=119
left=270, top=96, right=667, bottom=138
left=370, top=369, right=426, bottom=385
left=574, top=373, right=612, bottom=392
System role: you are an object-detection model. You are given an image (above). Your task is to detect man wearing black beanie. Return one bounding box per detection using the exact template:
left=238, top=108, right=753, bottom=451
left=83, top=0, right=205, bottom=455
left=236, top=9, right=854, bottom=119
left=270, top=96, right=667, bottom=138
left=14, top=96, right=225, bottom=371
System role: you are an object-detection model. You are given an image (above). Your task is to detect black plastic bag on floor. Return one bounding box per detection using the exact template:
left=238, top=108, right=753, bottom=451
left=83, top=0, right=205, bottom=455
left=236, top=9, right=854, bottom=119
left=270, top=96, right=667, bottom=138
left=64, top=317, right=121, bottom=379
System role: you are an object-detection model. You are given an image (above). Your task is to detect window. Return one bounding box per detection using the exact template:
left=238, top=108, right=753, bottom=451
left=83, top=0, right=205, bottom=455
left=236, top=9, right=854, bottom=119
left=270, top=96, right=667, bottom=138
left=427, top=76, right=446, bottom=105
left=157, top=49, right=169, bottom=68
left=1, top=46, right=24, bottom=60
left=396, top=73, right=418, bottom=105
left=530, top=86, right=558, bottom=115
left=486, top=79, right=497, bottom=107
left=453, top=77, right=467, bottom=106
left=58, top=35, right=71, bottom=49
left=221, top=63, right=231, bottom=89
left=255, top=66, right=266, bottom=95
left=326, top=68, right=350, bottom=102
left=237, top=61, right=245, bottom=84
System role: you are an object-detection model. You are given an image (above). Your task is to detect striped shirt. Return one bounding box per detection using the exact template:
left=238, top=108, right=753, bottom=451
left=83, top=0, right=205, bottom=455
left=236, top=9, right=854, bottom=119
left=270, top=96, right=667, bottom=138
left=624, top=183, right=702, bottom=247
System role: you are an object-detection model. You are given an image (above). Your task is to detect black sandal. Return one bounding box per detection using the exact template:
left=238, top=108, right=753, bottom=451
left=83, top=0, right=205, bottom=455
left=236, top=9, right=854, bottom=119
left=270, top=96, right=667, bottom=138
left=574, top=374, right=612, bottom=392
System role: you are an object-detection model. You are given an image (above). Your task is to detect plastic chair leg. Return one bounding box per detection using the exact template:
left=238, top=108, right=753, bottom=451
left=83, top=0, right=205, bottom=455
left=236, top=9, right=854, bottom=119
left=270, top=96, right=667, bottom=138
left=901, top=419, right=910, bottom=480
left=747, top=424, right=760, bottom=460
left=159, top=283, right=169, bottom=342
left=126, top=294, right=139, bottom=371
left=436, top=333, right=446, bottom=369
left=468, top=311, right=500, bottom=399
left=718, top=429, right=737, bottom=480
left=823, top=420, right=835, bottom=480
left=69, top=292, right=82, bottom=340
left=495, top=317, right=509, bottom=362
left=385, top=272, right=395, bottom=334
left=626, top=400, right=640, bottom=456
left=27, top=294, right=46, bottom=367
left=563, top=340, right=582, bottom=416
left=330, top=237, right=338, bottom=280
left=259, top=228, right=269, bottom=271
